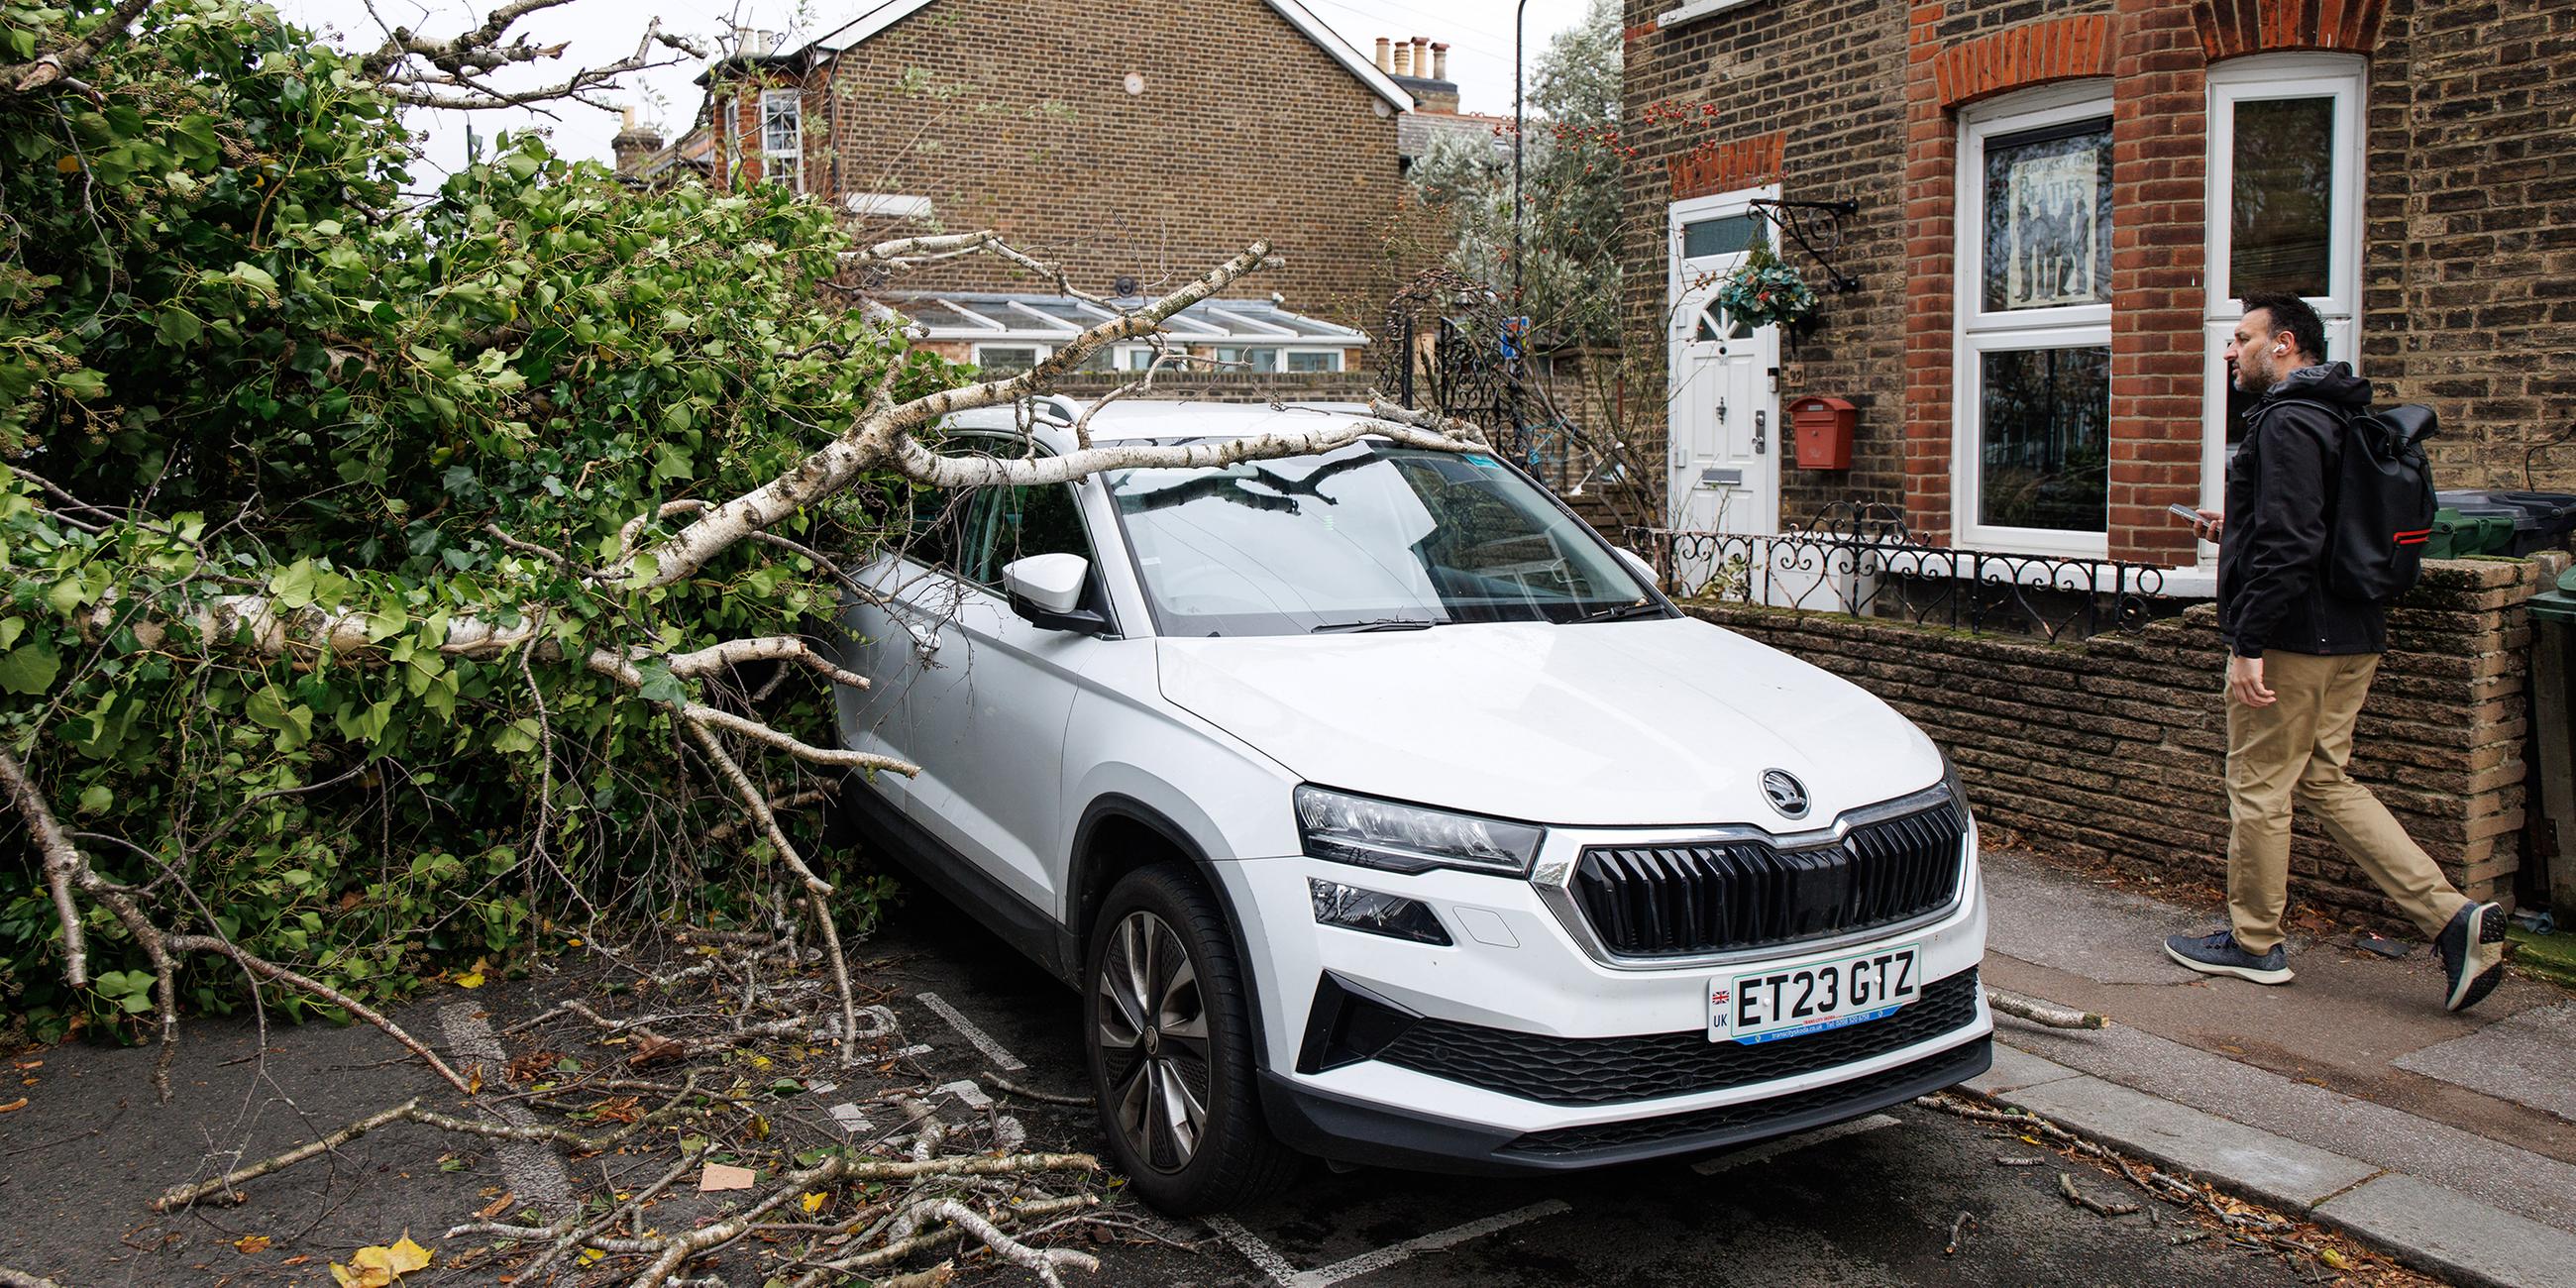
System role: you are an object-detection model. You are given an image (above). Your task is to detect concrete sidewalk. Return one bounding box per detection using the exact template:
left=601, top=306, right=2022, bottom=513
left=1976, top=848, right=2576, bottom=1288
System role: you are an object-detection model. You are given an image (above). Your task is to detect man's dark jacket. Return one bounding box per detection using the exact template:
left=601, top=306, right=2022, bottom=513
left=2217, top=362, right=2386, bottom=659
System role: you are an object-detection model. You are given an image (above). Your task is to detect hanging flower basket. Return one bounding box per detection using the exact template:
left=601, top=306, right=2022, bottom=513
left=1715, top=243, right=1819, bottom=332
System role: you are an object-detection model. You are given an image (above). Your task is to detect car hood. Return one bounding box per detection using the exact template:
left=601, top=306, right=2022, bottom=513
left=1155, top=617, right=1943, bottom=828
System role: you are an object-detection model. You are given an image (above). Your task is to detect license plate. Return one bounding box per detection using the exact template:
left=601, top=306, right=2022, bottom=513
left=1707, top=942, right=1923, bottom=1044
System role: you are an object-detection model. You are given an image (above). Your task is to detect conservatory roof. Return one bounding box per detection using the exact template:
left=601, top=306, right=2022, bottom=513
left=884, top=292, right=1367, bottom=346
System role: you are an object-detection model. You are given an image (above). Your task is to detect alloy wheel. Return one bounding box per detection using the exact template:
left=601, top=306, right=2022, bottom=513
left=1094, top=909, right=1212, bottom=1173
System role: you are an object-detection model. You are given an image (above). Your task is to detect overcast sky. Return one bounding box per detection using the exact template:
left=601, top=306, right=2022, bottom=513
left=272, top=0, right=1589, bottom=186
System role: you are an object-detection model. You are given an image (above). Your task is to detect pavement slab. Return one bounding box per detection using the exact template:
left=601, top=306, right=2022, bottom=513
left=2317, top=1174, right=2576, bottom=1288
left=1997, top=1074, right=2382, bottom=1211
left=1994, top=1014, right=2576, bottom=1234
left=2394, top=1002, right=2576, bottom=1123
left=1983, top=852, right=2238, bottom=985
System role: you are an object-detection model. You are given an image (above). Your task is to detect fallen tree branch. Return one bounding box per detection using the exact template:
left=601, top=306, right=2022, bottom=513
left=1985, top=988, right=2107, bottom=1030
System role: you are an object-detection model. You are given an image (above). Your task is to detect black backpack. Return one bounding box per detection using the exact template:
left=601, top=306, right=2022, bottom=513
left=2276, top=399, right=2438, bottom=603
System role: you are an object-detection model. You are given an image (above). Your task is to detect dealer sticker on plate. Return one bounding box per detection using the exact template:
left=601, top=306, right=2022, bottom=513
left=1707, top=941, right=1923, bottom=1044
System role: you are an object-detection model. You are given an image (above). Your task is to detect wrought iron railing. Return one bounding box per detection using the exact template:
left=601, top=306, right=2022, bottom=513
left=1626, top=503, right=2177, bottom=644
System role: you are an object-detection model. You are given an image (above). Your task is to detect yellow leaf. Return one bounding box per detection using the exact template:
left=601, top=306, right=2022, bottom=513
left=578, top=1248, right=606, bottom=1265
left=234, top=1234, right=272, bottom=1254
left=454, top=971, right=484, bottom=989
left=54, top=155, right=80, bottom=173
left=386, top=1234, right=433, bottom=1273
left=2321, top=1248, right=2352, bottom=1270
left=467, top=1065, right=483, bottom=1094
left=802, top=1191, right=826, bottom=1214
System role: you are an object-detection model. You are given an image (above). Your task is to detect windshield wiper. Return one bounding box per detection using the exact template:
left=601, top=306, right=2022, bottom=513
left=1311, top=617, right=1442, bottom=634
left=1572, top=600, right=1667, bottom=624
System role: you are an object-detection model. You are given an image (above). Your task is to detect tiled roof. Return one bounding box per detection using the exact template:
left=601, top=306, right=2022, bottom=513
left=1399, top=111, right=1514, bottom=161
left=884, top=292, right=1367, bottom=344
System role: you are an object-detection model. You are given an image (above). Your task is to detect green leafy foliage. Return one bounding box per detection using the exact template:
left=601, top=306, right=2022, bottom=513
left=0, top=0, right=955, bottom=1040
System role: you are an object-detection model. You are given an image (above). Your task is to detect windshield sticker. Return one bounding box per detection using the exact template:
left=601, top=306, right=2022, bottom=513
left=1464, top=454, right=1501, bottom=468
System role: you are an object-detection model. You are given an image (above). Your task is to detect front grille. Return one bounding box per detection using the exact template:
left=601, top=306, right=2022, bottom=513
left=1501, top=1039, right=1988, bottom=1158
left=1572, top=794, right=1967, bottom=957
left=1374, top=968, right=1980, bottom=1106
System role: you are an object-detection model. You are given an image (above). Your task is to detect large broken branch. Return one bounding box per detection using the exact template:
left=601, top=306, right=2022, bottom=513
left=357, top=0, right=703, bottom=112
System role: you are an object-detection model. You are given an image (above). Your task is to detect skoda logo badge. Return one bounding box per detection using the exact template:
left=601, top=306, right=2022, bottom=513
left=1762, top=769, right=1810, bottom=819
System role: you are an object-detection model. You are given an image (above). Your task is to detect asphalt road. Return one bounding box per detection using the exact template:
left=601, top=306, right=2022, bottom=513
left=0, top=882, right=2336, bottom=1287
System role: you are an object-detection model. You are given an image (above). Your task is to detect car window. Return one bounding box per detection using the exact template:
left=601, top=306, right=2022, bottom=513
left=961, top=481, right=1091, bottom=587
left=1106, top=442, right=1657, bottom=636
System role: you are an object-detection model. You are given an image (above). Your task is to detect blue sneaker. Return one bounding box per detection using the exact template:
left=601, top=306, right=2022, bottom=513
left=2435, top=902, right=2507, bottom=1014
left=2164, top=928, right=2294, bottom=985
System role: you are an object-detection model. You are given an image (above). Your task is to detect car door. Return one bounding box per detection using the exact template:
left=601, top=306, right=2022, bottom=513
left=832, top=484, right=980, bottom=811
left=892, top=470, right=1121, bottom=917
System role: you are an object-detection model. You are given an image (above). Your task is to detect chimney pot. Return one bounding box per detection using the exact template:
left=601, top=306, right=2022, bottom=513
left=1411, top=36, right=1429, bottom=72
left=1432, top=43, right=1449, bottom=81
left=1391, top=41, right=1411, bottom=76
left=1374, top=37, right=1391, bottom=72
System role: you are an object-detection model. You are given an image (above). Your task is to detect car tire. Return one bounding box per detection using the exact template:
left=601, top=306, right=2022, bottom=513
left=1083, top=863, right=1300, bottom=1215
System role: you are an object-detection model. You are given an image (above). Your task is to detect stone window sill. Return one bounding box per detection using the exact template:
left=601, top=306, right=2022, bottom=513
left=1654, top=0, right=1763, bottom=29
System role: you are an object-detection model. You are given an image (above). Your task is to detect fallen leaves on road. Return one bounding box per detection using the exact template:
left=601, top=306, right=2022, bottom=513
left=628, top=1031, right=688, bottom=1069
left=329, top=1234, right=433, bottom=1286
left=232, top=1234, right=271, bottom=1254
left=0, top=1098, right=27, bottom=1113
left=474, top=1192, right=516, bottom=1220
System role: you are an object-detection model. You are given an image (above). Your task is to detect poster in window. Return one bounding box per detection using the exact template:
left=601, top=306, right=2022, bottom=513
left=1985, top=122, right=2112, bottom=312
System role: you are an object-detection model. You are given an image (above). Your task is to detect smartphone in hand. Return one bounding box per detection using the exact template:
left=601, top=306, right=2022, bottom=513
left=2168, top=502, right=2203, bottom=522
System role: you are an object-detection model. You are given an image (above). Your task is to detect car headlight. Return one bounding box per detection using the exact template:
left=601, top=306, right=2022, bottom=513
left=1293, top=785, right=1544, bottom=876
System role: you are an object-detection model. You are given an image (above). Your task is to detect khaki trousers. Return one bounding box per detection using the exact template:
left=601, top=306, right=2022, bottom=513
left=2225, top=650, right=2468, bottom=953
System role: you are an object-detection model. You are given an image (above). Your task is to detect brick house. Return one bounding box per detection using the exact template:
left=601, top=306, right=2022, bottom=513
left=1621, top=0, right=2576, bottom=579
left=614, top=3, right=1494, bottom=375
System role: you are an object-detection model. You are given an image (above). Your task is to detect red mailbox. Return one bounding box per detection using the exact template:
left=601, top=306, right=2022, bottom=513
left=1788, top=394, right=1857, bottom=470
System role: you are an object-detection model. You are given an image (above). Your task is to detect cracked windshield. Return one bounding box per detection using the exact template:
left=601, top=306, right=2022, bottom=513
left=1108, top=442, right=1652, bottom=636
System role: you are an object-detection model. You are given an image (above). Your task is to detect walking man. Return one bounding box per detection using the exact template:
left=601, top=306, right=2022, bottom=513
left=2163, top=290, right=2508, bottom=1012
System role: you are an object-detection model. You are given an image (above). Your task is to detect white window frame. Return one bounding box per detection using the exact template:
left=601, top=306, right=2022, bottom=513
left=1954, top=81, right=2116, bottom=559
left=2200, top=53, right=2368, bottom=517
left=1210, top=346, right=1280, bottom=374
left=759, top=88, right=803, bottom=193
left=970, top=343, right=1047, bottom=373
left=1281, top=348, right=1345, bottom=374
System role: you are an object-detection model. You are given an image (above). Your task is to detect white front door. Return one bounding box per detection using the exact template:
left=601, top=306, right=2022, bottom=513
left=1666, top=189, right=1782, bottom=537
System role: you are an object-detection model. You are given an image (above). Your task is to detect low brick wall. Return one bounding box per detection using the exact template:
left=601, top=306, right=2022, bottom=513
left=1686, top=559, right=2556, bottom=930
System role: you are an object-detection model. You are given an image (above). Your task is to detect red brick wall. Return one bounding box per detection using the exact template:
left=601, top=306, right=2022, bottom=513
left=798, top=0, right=1412, bottom=328
left=2105, top=0, right=2207, bottom=567
left=1687, top=557, right=2552, bottom=928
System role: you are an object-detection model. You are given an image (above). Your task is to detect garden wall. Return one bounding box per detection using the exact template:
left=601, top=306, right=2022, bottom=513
left=1687, top=558, right=2559, bottom=931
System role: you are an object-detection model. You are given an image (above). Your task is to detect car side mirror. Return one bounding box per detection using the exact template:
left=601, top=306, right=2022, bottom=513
left=1615, top=547, right=1660, bottom=588
left=1002, top=553, right=1109, bottom=635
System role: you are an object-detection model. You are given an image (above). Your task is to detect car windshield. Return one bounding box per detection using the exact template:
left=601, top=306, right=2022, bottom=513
left=1105, top=440, right=1659, bottom=637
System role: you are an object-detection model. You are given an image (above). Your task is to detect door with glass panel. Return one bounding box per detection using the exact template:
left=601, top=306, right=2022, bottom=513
left=1666, top=189, right=1781, bottom=548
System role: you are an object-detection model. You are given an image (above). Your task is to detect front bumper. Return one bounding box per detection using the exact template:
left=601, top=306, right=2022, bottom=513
left=1214, top=819, right=1990, bottom=1171
left=1258, top=1034, right=1990, bottom=1174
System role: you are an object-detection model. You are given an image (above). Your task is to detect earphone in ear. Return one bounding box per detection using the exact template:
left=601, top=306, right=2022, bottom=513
left=2273, top=345, right=2287, bottom=356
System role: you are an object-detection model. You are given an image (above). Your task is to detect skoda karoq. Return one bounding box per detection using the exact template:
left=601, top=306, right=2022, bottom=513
left=833, top=400, right=1991, bottom=1213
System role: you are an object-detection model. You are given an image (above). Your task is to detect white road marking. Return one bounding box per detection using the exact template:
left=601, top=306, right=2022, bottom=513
left=1205, top=1214, right=1302, bottom=1288
left=1209, top=1201, right=1573, bottom=1288
left=934, top=1079, right=996, bottom=1110
left=437, top=1004, right=579, bottom=1218
left=915, top=992, right=1026, bottom=1071
left=1691, top=1113, right=1902, bottom=1176
left=1293, top=1201, right=1572, bottom=1287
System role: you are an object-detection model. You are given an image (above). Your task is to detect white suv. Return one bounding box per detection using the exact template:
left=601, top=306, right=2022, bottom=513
left=833, top=401, right=1990, bottom=1213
